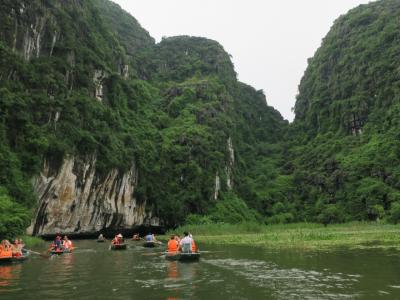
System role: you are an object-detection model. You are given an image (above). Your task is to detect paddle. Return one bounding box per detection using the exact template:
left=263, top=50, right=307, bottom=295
left=141, top=251, right=168, bottom=256
left=26, top=249, right=51, bottom=258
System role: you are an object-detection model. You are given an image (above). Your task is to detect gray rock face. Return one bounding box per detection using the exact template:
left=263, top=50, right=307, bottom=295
left=27, top=156, right=158, bottom=236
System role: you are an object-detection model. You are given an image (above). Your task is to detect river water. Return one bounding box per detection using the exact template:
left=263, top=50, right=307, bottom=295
left=0, top=240, right=399, bottom=299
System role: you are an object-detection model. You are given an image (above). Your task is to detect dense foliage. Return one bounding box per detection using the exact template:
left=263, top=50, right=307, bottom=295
left=0, top=0, right=286, bottom=237
left=288, top=0, right=400, bottom=224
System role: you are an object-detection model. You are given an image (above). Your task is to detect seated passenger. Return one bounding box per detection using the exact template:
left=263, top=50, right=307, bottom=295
left=0, top=240, right=13, bottom=258
left=63, top=236, right=73, bottom=250
left=179, top=232, right=193, bottom=253
left=54, top=235, right=62, bottom=250
left=167, top=235, right=179, bottom=253
left=145, top=233, right=155, bottom=242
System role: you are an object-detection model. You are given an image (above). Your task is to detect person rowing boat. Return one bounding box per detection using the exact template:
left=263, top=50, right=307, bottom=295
left=179, top=232, right=196, bottom=253
left=49, top=235, right=74, bottom=254
left=112, top=233, right=124, bottom=245
left=165, top=232, right=200, bottom=262
left=132, top=233, right=141, bottom=241
left=110, top=234, right=127, bottom=250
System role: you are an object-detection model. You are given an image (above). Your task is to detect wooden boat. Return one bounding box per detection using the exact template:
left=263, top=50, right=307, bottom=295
left=49, top=248, right=73, bottom=255
left=165, top=252, right=200, bottom=262
left=110, top=243, right=127, bottom=250
left=142, top=241, right=158, bottom=248
left=97, top=239, right=106, bottom=243
left=0, top=250, right=30, bottom=264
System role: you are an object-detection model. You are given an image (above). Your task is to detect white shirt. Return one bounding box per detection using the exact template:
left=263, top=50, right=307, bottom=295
left=179, top=236, right=193, bottom=246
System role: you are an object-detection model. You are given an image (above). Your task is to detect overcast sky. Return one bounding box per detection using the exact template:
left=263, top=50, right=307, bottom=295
left=112, top=0, right=374, bottom=121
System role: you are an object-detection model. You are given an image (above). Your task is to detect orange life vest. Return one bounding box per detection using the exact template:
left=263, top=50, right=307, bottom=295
left=0, top=247, right=13, bottom=259
left=167, top=240, right=179, bottom=252
left=192, top=241, right=197, bottom=252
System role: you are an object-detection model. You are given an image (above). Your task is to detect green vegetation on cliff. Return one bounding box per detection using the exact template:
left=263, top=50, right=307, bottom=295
left=289, top=0, right=400, bottom=224
left=0, top=0, right=286, bottom=236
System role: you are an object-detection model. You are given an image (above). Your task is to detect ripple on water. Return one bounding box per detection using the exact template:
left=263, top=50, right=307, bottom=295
left=204, top=258, right=360, bottom=300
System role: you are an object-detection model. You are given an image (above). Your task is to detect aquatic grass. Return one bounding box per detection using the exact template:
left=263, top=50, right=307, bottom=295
left=167, top=222, right=400, bottom=251
left=20, top=235, right=45, bottom=248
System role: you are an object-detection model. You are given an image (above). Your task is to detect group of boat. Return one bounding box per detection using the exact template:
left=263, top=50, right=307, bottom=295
left=102, top=232, right=201, bottom=262
left=0, top=232, right=201, bottom=264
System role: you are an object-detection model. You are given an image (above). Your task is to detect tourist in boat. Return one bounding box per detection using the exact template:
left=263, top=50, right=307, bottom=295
left=167, top=235, right=179, bottom=253
left=132, top=233, right=140, bottom=241
left=117, top=233, right=124, bottom=243
left=179, top=232, right=193, bottom=253
left=98, top=233, right=105, bottom=241
left=12, top=239, right=23, bottom=257
left=145, top=232, right=157, bottom=242
left=63, top=236, right=73, bottom=251
left=111, top=235, right=119, bottom=245
left=174, top=234, right=181, bottom=243
left=0, top=240, right=13, bottom=259
left=112, top=234, right=124, bottom=245
left=52, top=235, right=62, bottom=251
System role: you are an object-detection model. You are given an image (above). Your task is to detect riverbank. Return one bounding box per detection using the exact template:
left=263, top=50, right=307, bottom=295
left=166, top=222, right=400, bottom=250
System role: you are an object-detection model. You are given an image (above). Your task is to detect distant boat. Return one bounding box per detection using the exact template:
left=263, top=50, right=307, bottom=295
left=165, top=252, right=200, bottom=262
left=110, top=243, right=127, bottom=250
left=97, top=238, right=106, bottom=243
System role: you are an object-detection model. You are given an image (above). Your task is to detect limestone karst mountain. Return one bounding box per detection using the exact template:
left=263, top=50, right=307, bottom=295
left=0, top=0, right=286, bottom=236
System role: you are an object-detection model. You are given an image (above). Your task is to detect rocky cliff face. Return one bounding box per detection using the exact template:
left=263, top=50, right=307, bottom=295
left=28, top=156, right=158, bottom=236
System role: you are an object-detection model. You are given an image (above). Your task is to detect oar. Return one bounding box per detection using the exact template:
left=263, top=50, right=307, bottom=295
left=141, top=251, right=167, bottom=256
left=26, top=249, right=51, bottom=258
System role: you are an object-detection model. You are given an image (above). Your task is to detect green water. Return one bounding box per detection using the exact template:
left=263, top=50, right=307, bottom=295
left=0, top=240, right=399, bottom=299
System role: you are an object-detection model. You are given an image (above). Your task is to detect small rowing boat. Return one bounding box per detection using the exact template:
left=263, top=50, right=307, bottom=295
left=97, top=239, right=106, bottom=243
left=0, top=250, right=30, bottom=264
left=165, top=252, right=200, bottom=262
left=49, top=248, right=73, bottom=255
left=110, top=243, right=127, bottom=250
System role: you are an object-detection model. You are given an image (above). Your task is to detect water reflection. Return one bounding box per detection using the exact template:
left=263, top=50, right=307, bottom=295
left=165, top=260, right=200, bottom=299
left=0, top=264, right=21, bottom=290
left=167, top=261, right=178, bottom=280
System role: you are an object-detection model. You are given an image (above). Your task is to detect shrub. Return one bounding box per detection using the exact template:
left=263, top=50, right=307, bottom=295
left=209, top=193, right=260, bottom=224
left=317, top=204, right=344, bottom=226
left=265, top=212, right=294, bottom=224
left=185, top=214, right=212, bottom=225
left=0, top=188, right=31, bottom=240
left=388, top=202, right=400, bottom=224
